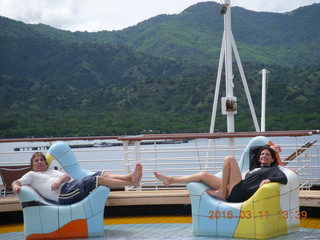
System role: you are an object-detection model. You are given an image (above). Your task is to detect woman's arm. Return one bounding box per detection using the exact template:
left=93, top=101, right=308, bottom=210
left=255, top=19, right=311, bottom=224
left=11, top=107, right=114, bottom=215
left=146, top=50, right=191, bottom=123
left=259, top=167, right=288, bottom=187
left=269, top=174, right=288, bottom=184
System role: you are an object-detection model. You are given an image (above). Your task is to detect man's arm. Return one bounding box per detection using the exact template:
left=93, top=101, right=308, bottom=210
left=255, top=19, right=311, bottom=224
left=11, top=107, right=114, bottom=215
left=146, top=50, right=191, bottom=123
left=12, top=180, right=22, bottom=194
left=51, top=173, right=71, bottom=191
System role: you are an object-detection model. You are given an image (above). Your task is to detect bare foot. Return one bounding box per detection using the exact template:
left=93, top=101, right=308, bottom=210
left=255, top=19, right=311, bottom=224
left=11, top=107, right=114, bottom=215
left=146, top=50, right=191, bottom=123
left=154, top=172, right=171, bottom=186
left=206, top=189, right=226, bottom=200
left=131, top=163, right=142, bottom=187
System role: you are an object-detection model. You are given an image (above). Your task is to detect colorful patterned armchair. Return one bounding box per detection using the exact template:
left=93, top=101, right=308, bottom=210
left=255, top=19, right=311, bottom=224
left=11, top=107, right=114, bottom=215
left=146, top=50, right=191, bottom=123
left=17, top=142, right=110, bottom=239
left=187, top=136, right=300, bottom=239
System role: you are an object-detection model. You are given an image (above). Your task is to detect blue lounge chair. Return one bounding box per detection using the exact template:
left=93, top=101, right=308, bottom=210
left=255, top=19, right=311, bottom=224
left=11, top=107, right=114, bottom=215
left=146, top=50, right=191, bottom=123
left=17, top=142, right=110, bottom=239
left=187, top=136, right=300, bottom=239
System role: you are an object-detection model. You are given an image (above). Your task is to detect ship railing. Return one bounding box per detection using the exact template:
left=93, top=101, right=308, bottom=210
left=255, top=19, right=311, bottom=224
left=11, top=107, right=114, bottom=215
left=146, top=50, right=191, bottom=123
left=118, top=130, right=320, bottom=191
left=0, top=130, right=319, bottom=192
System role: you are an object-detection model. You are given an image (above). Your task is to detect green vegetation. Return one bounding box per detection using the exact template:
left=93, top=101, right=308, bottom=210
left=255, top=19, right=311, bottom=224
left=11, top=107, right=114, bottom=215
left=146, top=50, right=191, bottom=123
left=0, top=2, right=319, bottom=138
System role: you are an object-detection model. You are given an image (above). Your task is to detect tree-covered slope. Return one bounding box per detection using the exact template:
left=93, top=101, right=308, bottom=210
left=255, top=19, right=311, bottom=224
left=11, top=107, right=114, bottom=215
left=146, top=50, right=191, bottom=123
left=102, top=2, right=320, bottom=67
left=1, top=2, right=319, bottom=67
left=0, top=2, right=319, bottom=138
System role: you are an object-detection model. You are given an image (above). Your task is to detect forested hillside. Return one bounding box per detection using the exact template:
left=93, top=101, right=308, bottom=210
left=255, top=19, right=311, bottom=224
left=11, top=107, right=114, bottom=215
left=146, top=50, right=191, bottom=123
left=0, top=2, right=319, bottom=138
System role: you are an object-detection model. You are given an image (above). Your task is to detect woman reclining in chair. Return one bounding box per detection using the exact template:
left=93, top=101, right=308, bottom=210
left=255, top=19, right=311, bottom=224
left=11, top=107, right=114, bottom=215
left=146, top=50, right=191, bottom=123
left=154, top=145, right=287, bottom=203
left=12, top=152, right=142, bottom=205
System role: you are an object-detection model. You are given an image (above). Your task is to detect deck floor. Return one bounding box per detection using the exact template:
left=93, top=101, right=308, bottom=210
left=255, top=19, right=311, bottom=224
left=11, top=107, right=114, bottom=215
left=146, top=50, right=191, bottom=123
left=0, top=215, right=319, bottom=239
left=0, top=190, right=319, bottom=239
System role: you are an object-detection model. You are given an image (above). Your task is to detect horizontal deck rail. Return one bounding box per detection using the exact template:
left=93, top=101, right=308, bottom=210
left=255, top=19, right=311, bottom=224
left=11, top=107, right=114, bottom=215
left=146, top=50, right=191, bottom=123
left=118, top=130, right=320, bottom=141
left=0, top=130, right=318, bottom=143
left=0, top=136, right=121, bottom=143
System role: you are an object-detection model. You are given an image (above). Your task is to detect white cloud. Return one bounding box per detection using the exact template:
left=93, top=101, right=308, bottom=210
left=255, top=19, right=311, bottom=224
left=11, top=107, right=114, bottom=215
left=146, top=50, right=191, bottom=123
left=232, top=0, right=320, bottom=12
left=0, top=0, right=319, bottom=32
left=0, top=0, right=78, bottom=28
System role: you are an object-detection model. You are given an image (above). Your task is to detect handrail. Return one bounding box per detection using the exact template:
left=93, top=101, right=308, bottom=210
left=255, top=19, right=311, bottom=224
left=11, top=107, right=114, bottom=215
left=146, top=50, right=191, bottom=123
left=118, top=130, right=320, bottom=141
left=0, top=136, right=121, bottom=143
left=0, top=130, right=318, bottom=143
left=284, top=139, right=317, bottom=164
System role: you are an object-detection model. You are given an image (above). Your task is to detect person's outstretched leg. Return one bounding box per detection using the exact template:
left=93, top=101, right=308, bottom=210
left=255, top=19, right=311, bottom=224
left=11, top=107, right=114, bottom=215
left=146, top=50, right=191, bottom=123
left=206, top=156, right=242, bottom=200
left=154, top=171, right=222, bottom=190
left=102, top=163, right=142, bottom=182
left=99, top=163, right=142, bottom=188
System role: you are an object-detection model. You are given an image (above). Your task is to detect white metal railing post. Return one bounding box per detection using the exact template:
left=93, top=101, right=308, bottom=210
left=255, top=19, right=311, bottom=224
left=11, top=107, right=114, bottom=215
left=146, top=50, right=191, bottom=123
left=134, top=141, right=141, bottom=163
left=122, top=140, right=130, bottom=173
left=134, top=141, right=141, bottom=189
left=194, top=140, right=202, bottom=171
left=122, top=140, right=131, bottom=191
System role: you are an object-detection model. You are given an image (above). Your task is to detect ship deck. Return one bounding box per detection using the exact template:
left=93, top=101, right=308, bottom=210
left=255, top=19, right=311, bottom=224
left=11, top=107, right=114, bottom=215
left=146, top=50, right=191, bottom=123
left=0, top=213, right=319, bottom=239
left=0, top=189, right=319, bottom=239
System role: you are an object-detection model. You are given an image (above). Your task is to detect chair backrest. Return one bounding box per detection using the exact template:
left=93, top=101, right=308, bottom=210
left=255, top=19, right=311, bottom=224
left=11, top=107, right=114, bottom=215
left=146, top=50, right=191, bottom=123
left=0, top=165, right=31, bottom=196
left=238, top=136, right=269, bottom=173
left=238, top=136, right=284, bottom=173
left=46, top=142, right=94, bottom=179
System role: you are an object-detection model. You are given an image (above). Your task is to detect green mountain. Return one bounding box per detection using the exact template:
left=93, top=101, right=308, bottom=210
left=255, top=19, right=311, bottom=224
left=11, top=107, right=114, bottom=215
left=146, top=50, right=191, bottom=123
left=117, top=2, right=320, bottom=67
left=0, top=2, right=319, bottom=138
left=1, top=2, right=319, bottom=67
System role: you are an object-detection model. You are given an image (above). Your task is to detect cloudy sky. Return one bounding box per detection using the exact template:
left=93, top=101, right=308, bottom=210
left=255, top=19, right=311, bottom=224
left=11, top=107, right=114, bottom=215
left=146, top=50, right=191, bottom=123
left=0, top=0, right=319, bottom=32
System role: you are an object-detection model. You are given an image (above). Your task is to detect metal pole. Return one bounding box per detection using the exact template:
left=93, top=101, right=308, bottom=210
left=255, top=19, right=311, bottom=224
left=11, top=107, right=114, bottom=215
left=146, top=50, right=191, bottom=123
left=224, top=0, right=235, bottom=134
left=223, top=0, right=235, bottom=154
left=209, top=33, right=225, bottom=133
left=259, top=69, right=269, bottom=132
left=231, top=35, right=260, bottom=132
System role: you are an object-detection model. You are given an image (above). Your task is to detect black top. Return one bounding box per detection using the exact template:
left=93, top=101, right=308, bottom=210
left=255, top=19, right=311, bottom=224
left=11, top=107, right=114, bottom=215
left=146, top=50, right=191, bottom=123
left=226, top=165, right=287, bottom=203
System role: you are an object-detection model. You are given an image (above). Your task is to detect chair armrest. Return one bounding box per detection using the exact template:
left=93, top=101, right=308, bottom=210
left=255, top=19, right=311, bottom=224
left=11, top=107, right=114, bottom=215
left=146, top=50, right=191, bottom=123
left=249, top=182, right=280, bottom=202
left=17, top=185, right=56, bottom=205
left=187, top=182, right=209, bottom=196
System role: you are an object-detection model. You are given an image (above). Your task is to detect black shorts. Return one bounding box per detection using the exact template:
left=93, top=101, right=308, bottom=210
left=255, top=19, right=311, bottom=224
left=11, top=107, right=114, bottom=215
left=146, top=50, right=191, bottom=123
left=59, top=171, right=102, bottom=205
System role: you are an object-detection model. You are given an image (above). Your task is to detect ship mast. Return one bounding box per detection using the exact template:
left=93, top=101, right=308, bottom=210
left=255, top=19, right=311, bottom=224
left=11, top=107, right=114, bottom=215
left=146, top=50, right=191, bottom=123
left=209, top=0, right=260, bottom=136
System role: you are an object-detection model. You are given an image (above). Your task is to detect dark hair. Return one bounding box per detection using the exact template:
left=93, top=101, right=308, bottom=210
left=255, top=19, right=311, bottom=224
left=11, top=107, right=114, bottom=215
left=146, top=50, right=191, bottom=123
left=30, top=152, right=48, bottom=170
left=257, top=145, right=277, bottom=167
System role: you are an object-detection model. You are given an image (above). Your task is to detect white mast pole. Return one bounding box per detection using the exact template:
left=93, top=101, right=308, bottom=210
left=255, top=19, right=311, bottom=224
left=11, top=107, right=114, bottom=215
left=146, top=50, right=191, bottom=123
left=223, top=0, right=235, bottom=154
left=209, top=0, right=261, bottom=157
left=209, top=0, right=260, bottom=134
left=224, top=0, right=235, bottom=134
left=260, top=69, right=269, bottom=132
left=209, top=0, right=235, bottom=156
